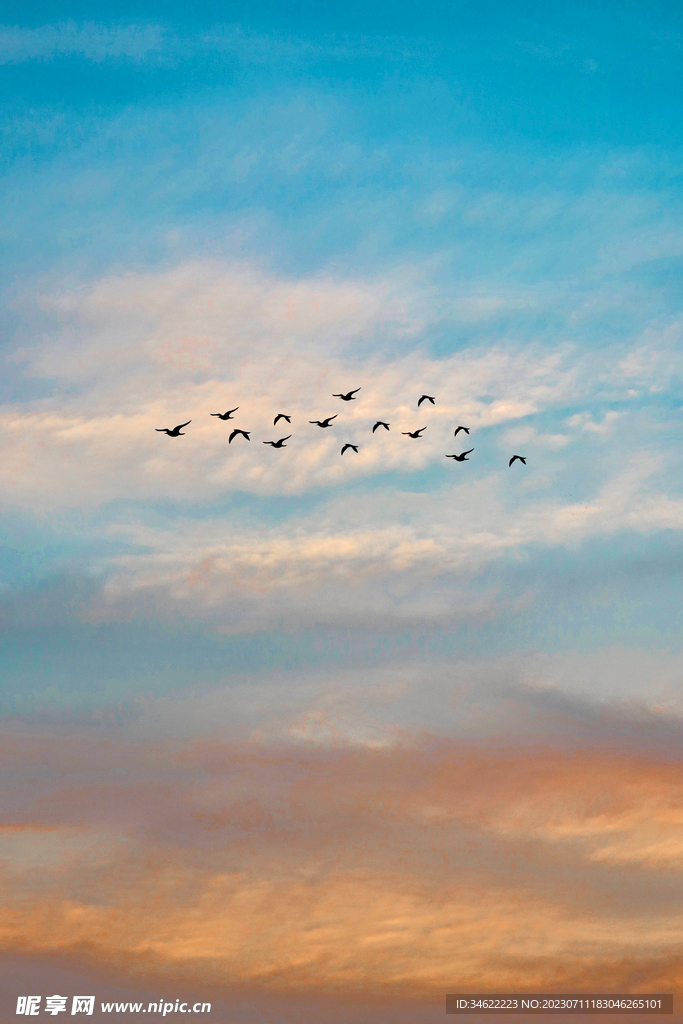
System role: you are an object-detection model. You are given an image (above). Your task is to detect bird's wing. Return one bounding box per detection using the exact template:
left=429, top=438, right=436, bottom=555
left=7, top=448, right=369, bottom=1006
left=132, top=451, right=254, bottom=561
left=279, top=436, right=291, bottom=442
left=509, top=457, right=515, bottom=465
left=372, top=423, right=379, bottom=432
left=155, top=428, right=167, bottom=432
left=350, top=387, right=361, bottom=395
left=229, top=430, right=237, bottom=442
left=177, top=421, right=191, bottom=429
left=464, top=448, right=474, bottom=455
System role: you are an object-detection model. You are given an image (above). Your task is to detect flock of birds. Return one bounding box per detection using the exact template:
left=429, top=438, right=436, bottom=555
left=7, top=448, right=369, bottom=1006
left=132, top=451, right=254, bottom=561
left=156, top=389, right=528, bottom=467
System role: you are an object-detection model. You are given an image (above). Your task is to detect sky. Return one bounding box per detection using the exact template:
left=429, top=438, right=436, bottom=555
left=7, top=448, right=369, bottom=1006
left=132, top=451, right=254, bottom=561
left=1, top=1, right=683, bottom=1021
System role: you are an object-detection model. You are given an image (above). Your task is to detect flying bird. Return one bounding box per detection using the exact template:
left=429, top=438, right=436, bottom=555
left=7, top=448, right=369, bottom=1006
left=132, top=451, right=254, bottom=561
left=453, top=426, right=470, bottom=437
left=309, top=415, right=338, bottom=427
left=509, top=455, right=527, bottom=466
left=446, top=449, right=474, bottom=462
left=155, top=421, right=191, bottom=437
left=211, top=408, right=239, bottom=420
left=341, top=444, right=359, bottom=455
left=263, top=436, right=291, bottom=448
left=333, top=388, right=361, bottom=401
left=418, top=395, right=435, bottom=407
left=229, top=429, right=251, bottom=443
left=273, top=414, right=291, bottom=426
left=372, top=421, right=390, bottom=433
left=402, top=427, right=427, bottom=438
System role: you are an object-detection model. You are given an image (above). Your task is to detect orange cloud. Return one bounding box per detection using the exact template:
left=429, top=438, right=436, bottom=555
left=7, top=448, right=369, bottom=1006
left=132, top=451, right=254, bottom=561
left=1, top=729, right=683, bottom=1009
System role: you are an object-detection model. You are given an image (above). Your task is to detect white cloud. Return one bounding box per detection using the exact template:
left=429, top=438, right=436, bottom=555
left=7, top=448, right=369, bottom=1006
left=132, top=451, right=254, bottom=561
left=0, top=20, right=165, bottom=65
left=2, top=260, right=584, bottom=510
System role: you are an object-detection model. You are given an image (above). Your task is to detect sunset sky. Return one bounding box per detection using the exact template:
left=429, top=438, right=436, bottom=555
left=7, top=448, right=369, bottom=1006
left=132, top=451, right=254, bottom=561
left=2, top=0, right=683, bottom=1021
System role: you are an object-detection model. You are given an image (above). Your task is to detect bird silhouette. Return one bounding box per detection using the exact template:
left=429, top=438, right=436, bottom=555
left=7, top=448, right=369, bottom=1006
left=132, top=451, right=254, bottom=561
left=509, top=455, right=527, bottom=466
left=211, top=408, right=239, bottom=420
left=273, top=414, right=291, bottom=426
left=309, top=415, right=338, bottom=428
left=402, top=427, right=427, bottom=438
left=333, top=388, right=361, bottom=401
left=341, top=444, right=359, bottom=455
left=229, top=429, right=251, bottom=443
left=372, top=421, right=390, bottom=433
left=453, top=426, right=470, bottom=437
left=418, top=395, right=435, bottom=407
left=263, top=436, right=291, bottom=448
left=156, top=421, right=191, bottom=437
left=446, top=449, right=474, bottom=462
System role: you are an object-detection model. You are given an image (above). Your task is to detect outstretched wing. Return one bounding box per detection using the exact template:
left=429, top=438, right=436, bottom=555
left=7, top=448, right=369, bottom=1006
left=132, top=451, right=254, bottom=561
left=175, top=421, right=191, bottom=430
left=155, top=428, right=168, bottom=432
left=229, top=430, right=238, bottom=443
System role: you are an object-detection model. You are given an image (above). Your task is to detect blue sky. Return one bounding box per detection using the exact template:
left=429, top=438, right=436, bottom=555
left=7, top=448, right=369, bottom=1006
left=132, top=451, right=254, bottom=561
left=2, top=0, right=683, bottom=726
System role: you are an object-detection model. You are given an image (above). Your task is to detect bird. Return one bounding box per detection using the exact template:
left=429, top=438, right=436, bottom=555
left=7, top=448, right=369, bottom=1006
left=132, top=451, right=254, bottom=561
left=341, top=444, right=359, bottom=455
left=263, top=436, right=291, bottom=448
left=309, top=416, right=338, bottom=427
left=211, top=408, right=239, bottom=420
left=418, top=395, right=435, bottom=407
left=446, top=449, right=474, bottom=462
left=402, top=427, right=427, bottom=438
left=156, top=421, right=191, bottom=437
left=372, top=421, right=390, bottom=433
left=453, top=426, right=470, bottom=437
left=229, top=429, right=251, bottom=443
left=333, top=388, right=361, bottom=401
left=509, top=455, right=527, bottom=466
left=274, top=414, right=291, bottom=426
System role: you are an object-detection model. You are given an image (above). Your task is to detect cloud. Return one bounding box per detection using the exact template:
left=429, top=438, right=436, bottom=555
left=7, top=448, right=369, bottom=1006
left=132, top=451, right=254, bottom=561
left=2, top=726, right=683, bottom=1002
left=0, top=20, right=166, bottom=65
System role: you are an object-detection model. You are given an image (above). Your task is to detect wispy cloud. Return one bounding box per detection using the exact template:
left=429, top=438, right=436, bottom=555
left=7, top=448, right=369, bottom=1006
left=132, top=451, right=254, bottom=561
left=0, top=20, right=166, bottom=65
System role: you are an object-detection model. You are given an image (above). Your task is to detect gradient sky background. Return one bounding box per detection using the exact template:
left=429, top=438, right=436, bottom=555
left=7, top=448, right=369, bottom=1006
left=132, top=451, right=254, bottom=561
left=2, top=1, right=683, bottom=1021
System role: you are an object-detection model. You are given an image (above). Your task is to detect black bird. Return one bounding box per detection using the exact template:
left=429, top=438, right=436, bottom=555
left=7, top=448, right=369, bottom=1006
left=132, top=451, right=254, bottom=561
left=309, top=415, right=338, bottom=428
left=274, top=414, right=291, bottom=426
left=341, top=444, right=359, bottom=455
left=229, top=429, right=251, bottom=443
left=454, top=426, right=470, bottom=437
left=509, top=455, right=527, bottom=466
left=263, top=436, right=291, bottom=448
left=156, top=421, right=191, bottom=437
left=418, top=395, right=435, bottom=407
left=372, top=421, right=390, bottom=433
left=211, top=408, right=239, bottom=420
left=402, top=427, right=427, bottom=438
left=446, top=449, right=474, bottom=462
left=333, top=388, right=361, bottom=401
